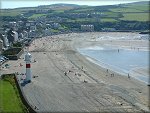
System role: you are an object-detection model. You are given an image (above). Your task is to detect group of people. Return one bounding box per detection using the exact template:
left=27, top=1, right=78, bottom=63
left=106, top=69, right=130, bottom=79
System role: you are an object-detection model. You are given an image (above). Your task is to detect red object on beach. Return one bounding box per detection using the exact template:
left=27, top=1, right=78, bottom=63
left=26, top=64, right=30, bottom=68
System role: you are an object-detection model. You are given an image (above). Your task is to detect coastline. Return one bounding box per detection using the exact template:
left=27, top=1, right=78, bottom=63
left=67, top=32, right=149, bottom=110
left=74, top=32, right=149, bottom=81
left=1, top=32, right=149, bottom=112
left=76, top=44, right=149, bottom=84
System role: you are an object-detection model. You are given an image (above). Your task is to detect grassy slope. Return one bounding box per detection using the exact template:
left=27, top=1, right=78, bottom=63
left=100, top=18, right=117, bottom=22
left=29, top=14, right=46, bottom=19
left=0, top=10, right=21, bottom=16
left=120, top=13, right=149, bottom=21
left=110, top=2, right=149, bottom=21
left=0, top=77, right=26, bottom=113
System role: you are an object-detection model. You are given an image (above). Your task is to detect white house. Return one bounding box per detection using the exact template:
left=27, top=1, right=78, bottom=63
left=12, top=31, right=18, bottom=42
left=81, top=25, right=94, bottom=32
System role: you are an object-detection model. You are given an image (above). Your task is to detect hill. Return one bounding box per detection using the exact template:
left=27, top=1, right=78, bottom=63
left=0, top=1, right=149, bottom=21
left=0, top=1, right=149, bottom=31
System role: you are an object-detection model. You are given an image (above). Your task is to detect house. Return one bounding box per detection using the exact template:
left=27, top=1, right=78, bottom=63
left=53, top=23, right=61, bottom=29
left=0, top=39, right=3, bottom=53
left=22, top=31, right=28, bottom=39
left=26, top=21, right=36, bottom=31
left=81, top=25, right=94, bottom=32
left=9, top=21, right=18, bottom=31
left=28, top=30, right=37, bottom=38
left=26, top=21, right=35, bottom=27
left=0, top=34, right=9, bottom=50
left=7, top=28, right=14, bottom=44
left=44, top=28, right=52, bottom=36
left=12, top=31, right=18, bottom=42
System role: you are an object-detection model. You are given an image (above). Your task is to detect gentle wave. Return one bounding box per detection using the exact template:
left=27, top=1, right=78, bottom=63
left=78, top=45, right=149, bottom=84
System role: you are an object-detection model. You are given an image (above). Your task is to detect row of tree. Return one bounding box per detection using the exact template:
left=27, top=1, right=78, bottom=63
left=61, top=21, right=150, bottom=31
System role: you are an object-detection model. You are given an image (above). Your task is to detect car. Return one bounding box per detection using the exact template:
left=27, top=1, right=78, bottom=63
left=3, top=56, right=9, bottom=60
left=0, top=58, right=5, bottom=61
left=0, top=59, right=3, bottom=63
left=0, top=56, right=5, bottom=60
left=0, top=55, right=9, bottom=60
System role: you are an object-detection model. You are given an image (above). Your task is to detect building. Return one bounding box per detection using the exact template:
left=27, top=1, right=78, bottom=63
left=30, top=25, right=36, bottom=31
left=12, top=31, right=18, bottom=42
left=26, top=21, right=37, bottom=31
left=7, top=29, right=14, bottom=45
left=23, top=31, right=28, bottom=39
left=44, top=28, right=52, bottom=36
left=9, top=21, right=18, bottom=31
left=53, top=23, right=61, bottom=29
left=2, top=35, right=9, bottom=48
left=0, top=39, right=3, bottom=53
left=28, top=30, right=37, bottom=38
left=26, top=21, right=35, bottom=27
left=81, top=25, right=94, bottom=32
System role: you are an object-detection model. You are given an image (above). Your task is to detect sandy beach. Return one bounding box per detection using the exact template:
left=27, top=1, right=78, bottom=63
left=1, top=32, right=149, bottom=112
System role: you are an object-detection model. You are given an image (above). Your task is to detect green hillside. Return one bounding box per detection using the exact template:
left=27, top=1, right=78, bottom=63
left=0, top=1, right=149, bottom=22
left=0, top=1, right=149, bottom=31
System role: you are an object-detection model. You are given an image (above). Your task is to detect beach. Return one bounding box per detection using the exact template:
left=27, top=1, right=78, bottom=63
left=1, top=32, right=149, bottom=112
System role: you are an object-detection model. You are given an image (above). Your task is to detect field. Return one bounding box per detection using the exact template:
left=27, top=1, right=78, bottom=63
left=29, top=14, right=46, bottom=19
left=121, top=13, right=149, bottom=21
left=110, top=5, right=149, bottom=13
left=0, top=10, right=22, bottom=16
left=110, top=7, right=143, bottom=13
left=125, top=4, right=149, bottom=12
left=0, top=75, right=27, bottom=113
left=103, top=12, right=120, bottom=18
left=100, top=18, right=117, bottom=22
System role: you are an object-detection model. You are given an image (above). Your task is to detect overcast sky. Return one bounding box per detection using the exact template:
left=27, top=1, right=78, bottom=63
left=1, top=0, right=149, bottom=9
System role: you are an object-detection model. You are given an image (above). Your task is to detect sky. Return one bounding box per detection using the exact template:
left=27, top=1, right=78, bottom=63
left=1, top=0, right=149, bottom=9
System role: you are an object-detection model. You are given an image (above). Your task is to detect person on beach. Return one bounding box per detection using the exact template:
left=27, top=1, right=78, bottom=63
left=81, top=66, right=83, bottom=70
left=128, top=73, right=130, bottom=79
left=118, top=49, right=119, bottom=52
left=34, top=59, right=36, bottom=62
left=64, top=71, right=67, bottom=76
left=106, top=69, right=108, bottom=73
left=111, top=73, right=114, bottom=77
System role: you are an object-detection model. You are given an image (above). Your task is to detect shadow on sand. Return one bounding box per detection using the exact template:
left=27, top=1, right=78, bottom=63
left=21, top=80, right=31, bottom=86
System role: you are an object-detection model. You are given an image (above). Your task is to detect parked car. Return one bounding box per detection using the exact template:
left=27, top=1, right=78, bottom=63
left=0, top=55, right=9, bottom=61
left=3, top=56, right=9, bottom=60
left=0, top=59, right=3, bottom=62
left=0, top=57, right=5, bottom=61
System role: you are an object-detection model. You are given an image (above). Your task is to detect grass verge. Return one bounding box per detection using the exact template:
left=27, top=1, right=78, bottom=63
left=0, top=74, right=27, bottom=113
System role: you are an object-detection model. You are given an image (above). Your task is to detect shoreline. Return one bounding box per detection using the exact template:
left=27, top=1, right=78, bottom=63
left=1, top=32, right=149, bottom=112
left=73, top=32, right=149, bottom=81
left=76, top=44, right=149, bottom=84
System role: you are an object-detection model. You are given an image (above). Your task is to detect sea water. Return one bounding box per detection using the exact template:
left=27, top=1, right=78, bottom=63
left=78, top=46, right=149, bottom=84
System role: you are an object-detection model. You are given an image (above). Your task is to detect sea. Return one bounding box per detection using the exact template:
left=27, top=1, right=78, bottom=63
left=78, top=45, right=149, bottom=84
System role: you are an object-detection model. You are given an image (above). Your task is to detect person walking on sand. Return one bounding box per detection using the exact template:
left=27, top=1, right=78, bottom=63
left=118, top=49, right=119, bottom=53
left=128, top=73, right=130, bottom=79
left=81, top=66, right=83, bottom=70
left=106, top=69, right=108, bottom=73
